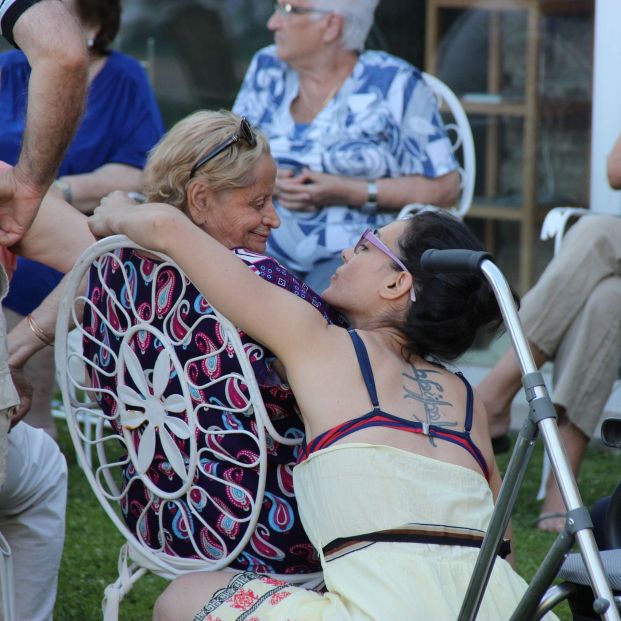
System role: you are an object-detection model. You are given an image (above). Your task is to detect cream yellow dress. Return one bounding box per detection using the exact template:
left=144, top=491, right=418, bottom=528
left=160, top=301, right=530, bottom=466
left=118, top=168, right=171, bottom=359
left=194, top=443, right=559, bottom=621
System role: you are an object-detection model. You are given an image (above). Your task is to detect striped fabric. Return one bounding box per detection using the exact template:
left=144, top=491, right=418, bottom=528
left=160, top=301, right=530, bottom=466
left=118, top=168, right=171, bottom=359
left=0, top=0, right=40, bottom=45
left=298, top=410, right=490, bottom=481
left=323, top=523, right=511, bottom=562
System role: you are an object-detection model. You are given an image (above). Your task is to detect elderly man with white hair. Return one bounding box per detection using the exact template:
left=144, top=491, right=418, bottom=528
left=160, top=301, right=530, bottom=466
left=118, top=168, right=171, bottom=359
left=233, top=0, right=460, bottom=291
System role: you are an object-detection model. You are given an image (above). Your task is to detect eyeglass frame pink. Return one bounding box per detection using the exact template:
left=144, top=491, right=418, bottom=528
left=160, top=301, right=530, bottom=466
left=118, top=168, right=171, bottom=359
left=354, top=228, right=417, bottom=302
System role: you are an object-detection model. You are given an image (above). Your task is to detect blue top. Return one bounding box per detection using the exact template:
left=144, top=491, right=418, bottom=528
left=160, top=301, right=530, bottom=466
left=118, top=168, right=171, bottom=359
left=233, top=45, right=458, bottom=273
left=0, top=49, right=164, bottom=314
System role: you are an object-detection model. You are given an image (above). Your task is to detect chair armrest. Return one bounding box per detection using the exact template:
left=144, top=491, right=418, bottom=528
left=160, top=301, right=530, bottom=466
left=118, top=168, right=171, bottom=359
left=540, top=207, right=590, bottom=255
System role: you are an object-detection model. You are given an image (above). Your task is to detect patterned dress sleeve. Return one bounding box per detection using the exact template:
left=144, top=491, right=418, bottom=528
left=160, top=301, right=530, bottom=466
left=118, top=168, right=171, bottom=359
left=232, top=46, right=286, bottom=129
left=394, top=64, right=458, bottom=178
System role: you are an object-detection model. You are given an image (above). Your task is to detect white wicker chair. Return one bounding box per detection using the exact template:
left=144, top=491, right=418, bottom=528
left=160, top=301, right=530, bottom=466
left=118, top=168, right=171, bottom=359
left=55, top=235, right=319, bottom=620
left=398, top=72, right=476, bottom=220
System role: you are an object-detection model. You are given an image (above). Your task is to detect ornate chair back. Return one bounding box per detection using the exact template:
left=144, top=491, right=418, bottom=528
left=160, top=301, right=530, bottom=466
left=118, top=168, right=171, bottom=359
left=55, top=235, right=317, bottom=620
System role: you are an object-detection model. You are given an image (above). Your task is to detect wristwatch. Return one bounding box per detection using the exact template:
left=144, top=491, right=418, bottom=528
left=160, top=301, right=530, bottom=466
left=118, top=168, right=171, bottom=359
left=361, top=181, right=378, bottom=215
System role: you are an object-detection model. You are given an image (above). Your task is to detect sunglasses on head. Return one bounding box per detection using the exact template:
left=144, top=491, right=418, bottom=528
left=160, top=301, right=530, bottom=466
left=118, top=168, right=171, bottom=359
left=189, top=117, right=257, bottom=179
left=354, top=228, right=417, bottom=302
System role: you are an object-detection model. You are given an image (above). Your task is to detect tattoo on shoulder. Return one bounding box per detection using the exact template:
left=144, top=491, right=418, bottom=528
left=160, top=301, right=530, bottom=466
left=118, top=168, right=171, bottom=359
left=402, top=362, right=456, bottom=446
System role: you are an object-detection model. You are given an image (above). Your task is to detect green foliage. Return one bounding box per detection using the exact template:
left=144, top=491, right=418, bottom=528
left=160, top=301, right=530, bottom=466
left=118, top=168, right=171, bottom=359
left=55, top=423, right=620, bottom=620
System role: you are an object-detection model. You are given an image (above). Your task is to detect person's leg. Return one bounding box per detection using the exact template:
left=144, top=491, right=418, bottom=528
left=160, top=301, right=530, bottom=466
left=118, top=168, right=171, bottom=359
left=477, top=215, right=621, bottom=437
left=552, top=276, right=621, bottom=440
left=5, top=309, right=57, bottom=438
left=521, top=214, right=621, bottom=354
left=476, top=340, right=547, bottom=438
left=153, top=571, right=234, bottom=621
left=537, top=410, right=589, bottom=532
left=0, top=423, right=67, bottom=620
left=537, top=276, right=621, bottom=531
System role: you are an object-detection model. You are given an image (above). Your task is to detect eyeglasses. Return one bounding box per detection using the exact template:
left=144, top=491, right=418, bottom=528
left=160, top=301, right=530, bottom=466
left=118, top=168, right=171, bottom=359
left=189, top=117, right=257, bottom=179
left=273, top=2, right=333, bottom=17
left=354, top=228, right=417, bottom=302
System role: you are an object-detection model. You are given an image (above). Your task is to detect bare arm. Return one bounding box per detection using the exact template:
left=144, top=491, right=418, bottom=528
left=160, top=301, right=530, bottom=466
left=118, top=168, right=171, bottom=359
left=8, top=192, right=93, bottom=421
left=607, top=133, right=621, bottom=190
left=7, top=269, right=87, bottom=429
left=12, top=192, right=94, bottom=272
left=54, top=164, right=144, bottom=214
left=0, top=0, right=87, bottom=246
left=12, top=0, right=88, bottom=190
left=87, top=200, right=330, bottom=365
left=275, top=169, right=461, bottom=212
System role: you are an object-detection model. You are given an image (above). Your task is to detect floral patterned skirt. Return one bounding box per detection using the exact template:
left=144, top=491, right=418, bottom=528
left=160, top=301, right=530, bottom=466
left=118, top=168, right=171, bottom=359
left=193, top=572, right=303, bottom=621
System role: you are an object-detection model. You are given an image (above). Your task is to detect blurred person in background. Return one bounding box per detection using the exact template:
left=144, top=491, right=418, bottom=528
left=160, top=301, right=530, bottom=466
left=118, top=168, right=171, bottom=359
left=233, top=0, right=460, bottom=292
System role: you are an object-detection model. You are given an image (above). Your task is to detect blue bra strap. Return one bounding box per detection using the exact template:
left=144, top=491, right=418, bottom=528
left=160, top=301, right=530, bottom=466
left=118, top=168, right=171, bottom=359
left=455, top=372, right=474, bottom=432
left=347, top=329, right=380, bottom=409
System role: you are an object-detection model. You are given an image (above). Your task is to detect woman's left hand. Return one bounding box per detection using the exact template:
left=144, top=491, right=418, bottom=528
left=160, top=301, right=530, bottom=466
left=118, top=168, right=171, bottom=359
left=88, top=193, right=184, bottom=252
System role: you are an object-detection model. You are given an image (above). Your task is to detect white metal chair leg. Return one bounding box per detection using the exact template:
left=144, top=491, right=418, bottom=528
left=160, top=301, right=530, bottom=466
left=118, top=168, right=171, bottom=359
left=102, top=544, right=149, bottom=621
left=0, top=531, right=15, bottom=621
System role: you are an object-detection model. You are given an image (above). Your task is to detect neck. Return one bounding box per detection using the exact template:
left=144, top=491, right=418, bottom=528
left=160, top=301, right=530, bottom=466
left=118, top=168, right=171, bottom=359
left=296, top=46, right=357, bottom=89
left=351, top=322, right=409, bottom=357
left=291, top=48, right=358, bottom=122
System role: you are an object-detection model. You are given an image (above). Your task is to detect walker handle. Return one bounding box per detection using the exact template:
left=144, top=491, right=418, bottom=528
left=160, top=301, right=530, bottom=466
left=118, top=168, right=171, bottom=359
left=421, top=249, right=493, bottom=275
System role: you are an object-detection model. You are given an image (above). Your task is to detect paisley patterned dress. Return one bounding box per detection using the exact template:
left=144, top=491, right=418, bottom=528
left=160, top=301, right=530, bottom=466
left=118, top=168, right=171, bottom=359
left=83, top=247, right=346, bottom=574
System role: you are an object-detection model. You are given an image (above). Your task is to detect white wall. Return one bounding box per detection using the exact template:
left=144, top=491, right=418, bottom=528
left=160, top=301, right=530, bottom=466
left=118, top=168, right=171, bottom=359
left=590, top=0, right=621, bottom=213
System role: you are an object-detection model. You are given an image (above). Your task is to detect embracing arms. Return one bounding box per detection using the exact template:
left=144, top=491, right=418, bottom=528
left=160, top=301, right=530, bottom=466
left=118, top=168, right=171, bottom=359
left=88, top=199, right=330, bottom=367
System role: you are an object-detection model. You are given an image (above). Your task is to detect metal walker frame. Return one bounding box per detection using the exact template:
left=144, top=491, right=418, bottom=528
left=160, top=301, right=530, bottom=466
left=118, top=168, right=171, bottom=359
left=421, top=249, right=620, bottom=621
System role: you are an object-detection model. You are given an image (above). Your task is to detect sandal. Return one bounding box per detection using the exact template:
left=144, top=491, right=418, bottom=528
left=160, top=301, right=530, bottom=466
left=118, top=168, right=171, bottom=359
left=535, top=511, right=566, bottom=533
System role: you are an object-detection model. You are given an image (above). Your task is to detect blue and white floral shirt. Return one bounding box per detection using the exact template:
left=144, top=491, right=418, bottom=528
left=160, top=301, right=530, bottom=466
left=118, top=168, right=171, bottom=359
left=233, top=45, right=457, bottom=274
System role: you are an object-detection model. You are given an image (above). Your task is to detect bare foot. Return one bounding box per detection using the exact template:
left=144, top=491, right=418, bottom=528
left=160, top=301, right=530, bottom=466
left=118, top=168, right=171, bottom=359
left=537, top=417, right=588, bottom=533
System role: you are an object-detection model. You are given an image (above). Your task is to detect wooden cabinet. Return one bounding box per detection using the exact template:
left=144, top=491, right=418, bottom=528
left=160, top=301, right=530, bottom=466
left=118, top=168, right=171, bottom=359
left=425, top=0, right=593, bottom=292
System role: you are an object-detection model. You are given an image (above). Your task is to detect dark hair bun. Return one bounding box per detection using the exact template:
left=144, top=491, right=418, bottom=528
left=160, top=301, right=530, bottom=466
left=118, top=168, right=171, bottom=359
left=397, top=211, right=519, bottom=361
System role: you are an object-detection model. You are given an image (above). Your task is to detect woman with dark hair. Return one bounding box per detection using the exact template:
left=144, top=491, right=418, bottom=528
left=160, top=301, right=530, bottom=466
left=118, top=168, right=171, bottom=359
left=89, top=202, right=556, bottom=620
left=0, top=0, right=163, bottom=437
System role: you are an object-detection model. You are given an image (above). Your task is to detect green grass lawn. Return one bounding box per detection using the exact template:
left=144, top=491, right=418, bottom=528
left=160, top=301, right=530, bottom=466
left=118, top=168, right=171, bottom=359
left=54, top=423, right=621, bottom=620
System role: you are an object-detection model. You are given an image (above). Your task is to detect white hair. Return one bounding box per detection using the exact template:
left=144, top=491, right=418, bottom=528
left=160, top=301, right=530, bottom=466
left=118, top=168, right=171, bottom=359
left=313, top=0, right=379, bottom=52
